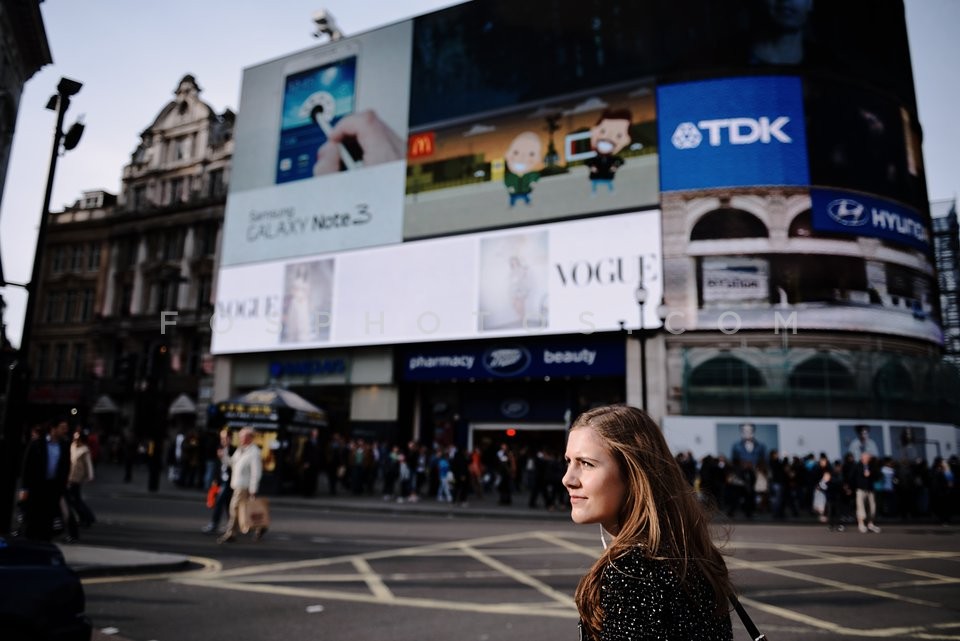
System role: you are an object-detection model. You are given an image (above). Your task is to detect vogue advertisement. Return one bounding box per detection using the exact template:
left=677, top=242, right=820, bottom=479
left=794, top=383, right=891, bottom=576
left=211, top=209, right=662, bottom=353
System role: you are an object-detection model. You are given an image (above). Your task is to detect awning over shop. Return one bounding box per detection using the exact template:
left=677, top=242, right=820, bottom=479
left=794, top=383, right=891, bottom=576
left=91, top=394, right=119, bottom=414
left=168, top=393, right=198, bottom=416
left=214, top=385, right=327, bottom=433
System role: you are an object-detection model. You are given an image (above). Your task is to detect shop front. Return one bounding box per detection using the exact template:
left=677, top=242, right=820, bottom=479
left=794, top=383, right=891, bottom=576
left=220, top=345, right=399, bottom=442
left=400, top=333, right=629, bottom=452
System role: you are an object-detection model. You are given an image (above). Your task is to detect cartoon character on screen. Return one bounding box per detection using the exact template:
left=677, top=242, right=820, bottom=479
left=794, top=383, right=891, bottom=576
left=585, top=108, right=632, bottom=195
left=504, top=131, right=543, bottom=208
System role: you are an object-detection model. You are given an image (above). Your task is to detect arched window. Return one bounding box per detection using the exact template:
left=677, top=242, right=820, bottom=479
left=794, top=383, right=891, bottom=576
left=787, top=210, right=856, bottom=241
left=689, top=356, right=764, bottom=388
left=874, top=360, right=913, bottom=397
left=789, top=355, right=854, bottom=390
left=690, top=209, right=769, bottom=241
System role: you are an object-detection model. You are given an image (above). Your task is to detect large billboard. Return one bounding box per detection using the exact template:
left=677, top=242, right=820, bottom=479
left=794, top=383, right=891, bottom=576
left=216, top=0, right=930, bottom=349
left=222, top=22, right=414, bottom=267
left=211, top=210, right=662, bottom=354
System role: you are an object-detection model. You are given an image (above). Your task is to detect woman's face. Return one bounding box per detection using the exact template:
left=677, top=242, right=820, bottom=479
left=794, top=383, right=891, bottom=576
left=563, top=425, right=628, bottom=534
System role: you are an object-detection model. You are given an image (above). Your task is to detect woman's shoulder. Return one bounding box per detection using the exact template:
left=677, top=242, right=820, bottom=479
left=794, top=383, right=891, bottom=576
left=605, top=547, right=680, bottom=587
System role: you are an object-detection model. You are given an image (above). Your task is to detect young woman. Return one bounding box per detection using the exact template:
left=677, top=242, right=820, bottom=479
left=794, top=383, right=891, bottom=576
left=563, top=405, right=735, bottom=640
left=66, top=428, right=97, bottom=537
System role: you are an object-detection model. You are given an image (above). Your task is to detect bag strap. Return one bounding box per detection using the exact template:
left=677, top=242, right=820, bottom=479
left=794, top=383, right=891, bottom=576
left=729, top=595, right=767, bottom=641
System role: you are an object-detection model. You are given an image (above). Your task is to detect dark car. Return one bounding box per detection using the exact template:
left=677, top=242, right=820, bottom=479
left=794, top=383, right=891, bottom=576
left=0, top=537, right=92, bottom=641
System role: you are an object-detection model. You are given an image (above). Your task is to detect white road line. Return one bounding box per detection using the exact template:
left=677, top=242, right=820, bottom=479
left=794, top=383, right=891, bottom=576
left=728, top=557, right=940, bottom=607
left=174, top=576, right=580, bottom=618
left=458, top=544, right=576, bottom=609
left=352, top=557, right=394, bottom=600
left=738, top=595, right=934, bottom=638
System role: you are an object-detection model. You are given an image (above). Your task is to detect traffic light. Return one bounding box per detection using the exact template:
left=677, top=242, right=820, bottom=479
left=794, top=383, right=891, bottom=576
left=146, top=342, right=170, bottom=380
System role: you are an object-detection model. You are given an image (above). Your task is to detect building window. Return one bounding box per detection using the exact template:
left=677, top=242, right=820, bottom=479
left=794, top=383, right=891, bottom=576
left=44, top=292, right=61, bottom=323
left=119, top=284, right=133, bottom=317
left=161, top=279, right=180, bottom=311
left=174, top=136, right=190, bottom=161
left=79, top=289, right=94, bottom=321
left=170, top=177, right=185, bottom=203
left=120, top=237, right=139, bottom=268
left=197, top=275, right=212, bottom=309
left=72, top=343, right=86, bottom=380
left=789, top=355, right=855, bottom=390
left=87, top=243, right=101, bottom=271
left=53, top=343, right=67, bottom=379
left=132, top=185, right=146, bottom=210
left=163, top=230, right=183, bottom=261
left=689, top=356, right=764, bottom=388
left=34, top=344, right=48, bottom=380
left=51, top=246, right=65, bottom=273
left=197, top=222, right=218, bottom=256
left=690, top=209, right=769, bottom=241
left=70, top=245, right=84, bottom=272
left=209, top=168, right=224, bottom=197
left=63, top=290, right=78, bottom=323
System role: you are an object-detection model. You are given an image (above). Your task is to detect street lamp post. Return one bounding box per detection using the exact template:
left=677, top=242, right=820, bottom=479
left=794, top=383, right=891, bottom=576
left=0, top=77, right=83, bottom=535
left=635, top=281, right=649, bottom=411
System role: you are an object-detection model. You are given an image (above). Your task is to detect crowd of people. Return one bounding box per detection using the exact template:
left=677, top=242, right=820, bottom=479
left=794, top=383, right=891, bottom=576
left=14, top=417, right=957, bottom=547
left=177, top=428, right=958, bottom=529
left=309, top=434, right=570, bottom=512
left=686, top=448, right=958, bottom=529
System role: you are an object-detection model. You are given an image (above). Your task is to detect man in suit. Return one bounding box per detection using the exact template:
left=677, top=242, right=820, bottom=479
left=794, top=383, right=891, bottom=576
left=19, top=419, right=71, bottom=541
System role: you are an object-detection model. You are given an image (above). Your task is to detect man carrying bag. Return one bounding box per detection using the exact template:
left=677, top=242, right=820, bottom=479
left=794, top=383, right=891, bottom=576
left=218, top=427, right=268, bottom=543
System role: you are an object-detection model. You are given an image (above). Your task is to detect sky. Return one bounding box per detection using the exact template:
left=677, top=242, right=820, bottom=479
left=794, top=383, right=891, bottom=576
left=0, top=0, right=957, bottom=349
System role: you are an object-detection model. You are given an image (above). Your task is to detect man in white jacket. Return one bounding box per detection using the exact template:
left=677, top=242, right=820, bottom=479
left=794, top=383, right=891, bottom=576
left=218, top=427, right=265, bottom=543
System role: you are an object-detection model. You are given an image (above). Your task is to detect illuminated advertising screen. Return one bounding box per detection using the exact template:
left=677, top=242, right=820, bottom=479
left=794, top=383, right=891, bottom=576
left=222, top=22, right=413, bottom=267
left=810, top=188, right=930, bottom=252
left=408, top=0, right=917, bottom=125
left=805, top=77, right=927, bottom=212
left=657, top=76, right=809, bottom=192
left=211, top=209, right=662, bottom=354
left=404, top=82, right=658, bottom=239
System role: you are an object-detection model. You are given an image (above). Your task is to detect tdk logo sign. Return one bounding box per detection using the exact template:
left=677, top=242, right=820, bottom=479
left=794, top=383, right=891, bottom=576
left=826, top=199, right=867, bottom=227
left=657, top=76, right=809, bottom=190
left=671, top=117, right=792, bottom=149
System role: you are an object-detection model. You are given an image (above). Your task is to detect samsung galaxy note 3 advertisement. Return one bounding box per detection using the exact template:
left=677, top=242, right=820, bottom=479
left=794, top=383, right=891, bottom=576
left=222, top=21, right=413, bottom=267
left=211, top=209, right=662, bottom=354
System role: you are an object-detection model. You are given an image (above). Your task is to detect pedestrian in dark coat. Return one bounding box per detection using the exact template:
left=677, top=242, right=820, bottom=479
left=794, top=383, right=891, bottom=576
left=19, top=420, right=71, bottom=541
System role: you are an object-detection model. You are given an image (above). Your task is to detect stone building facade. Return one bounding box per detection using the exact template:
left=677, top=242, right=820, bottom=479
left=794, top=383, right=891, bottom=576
left=27, top=75, right=232, bottom=443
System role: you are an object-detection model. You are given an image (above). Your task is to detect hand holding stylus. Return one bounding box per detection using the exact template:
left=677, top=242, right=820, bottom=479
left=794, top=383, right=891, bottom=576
left=313, top=110, right=404, bottom=175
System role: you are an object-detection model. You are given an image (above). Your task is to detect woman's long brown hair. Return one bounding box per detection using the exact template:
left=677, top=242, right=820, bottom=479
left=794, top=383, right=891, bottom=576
left=571, top=405, right=733, bottom=639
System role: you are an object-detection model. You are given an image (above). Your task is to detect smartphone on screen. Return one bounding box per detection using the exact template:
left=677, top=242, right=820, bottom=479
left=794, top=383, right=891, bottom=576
left=276, top=41, right=359, bottom=184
